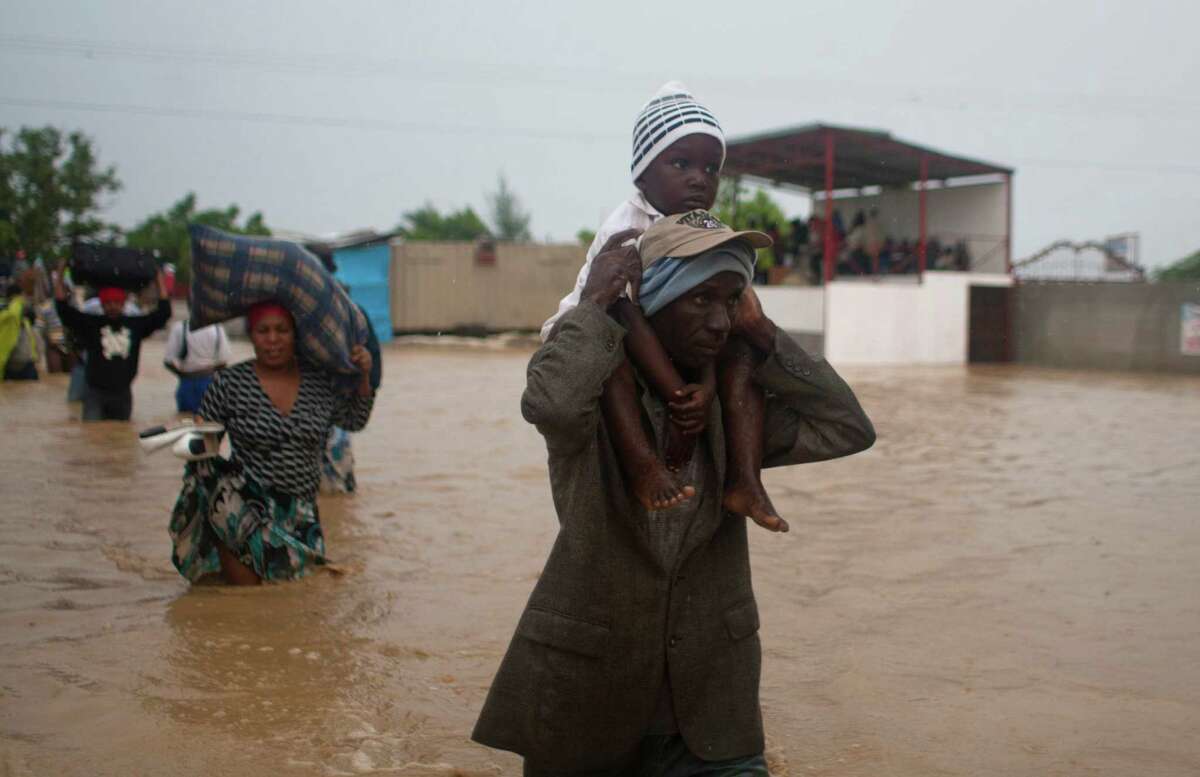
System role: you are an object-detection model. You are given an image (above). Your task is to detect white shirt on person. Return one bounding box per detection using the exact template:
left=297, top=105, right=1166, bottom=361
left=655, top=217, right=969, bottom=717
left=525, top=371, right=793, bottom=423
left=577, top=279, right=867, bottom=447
left=164, top=319, right=232, bottom=373
left=540, top=192, right=663, bottom=342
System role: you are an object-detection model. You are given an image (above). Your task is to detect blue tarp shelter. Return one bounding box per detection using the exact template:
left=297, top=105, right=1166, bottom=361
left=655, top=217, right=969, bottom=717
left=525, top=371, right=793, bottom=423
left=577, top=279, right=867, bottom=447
left=334, top=242, right=393, bottom=343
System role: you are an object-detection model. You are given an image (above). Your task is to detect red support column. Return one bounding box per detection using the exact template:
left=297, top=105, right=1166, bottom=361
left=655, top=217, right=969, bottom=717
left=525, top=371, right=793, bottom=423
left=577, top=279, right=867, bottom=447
left=871, top=235, right=880, bottom=276
left=823, top=130, right=835, bottom=284
left=1004, top=173, right=1013, bottom=275
left=918, top=154, right=929, bottom=277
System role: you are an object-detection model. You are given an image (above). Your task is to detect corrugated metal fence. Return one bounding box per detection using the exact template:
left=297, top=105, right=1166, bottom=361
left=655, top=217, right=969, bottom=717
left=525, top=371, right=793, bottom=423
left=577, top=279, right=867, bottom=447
left=390, top=240, right=584, bottom=332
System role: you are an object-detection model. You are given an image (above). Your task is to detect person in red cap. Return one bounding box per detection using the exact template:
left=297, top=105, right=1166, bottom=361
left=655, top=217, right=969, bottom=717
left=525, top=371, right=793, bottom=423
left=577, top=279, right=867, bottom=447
left=53, top=265, right=171, bottom=421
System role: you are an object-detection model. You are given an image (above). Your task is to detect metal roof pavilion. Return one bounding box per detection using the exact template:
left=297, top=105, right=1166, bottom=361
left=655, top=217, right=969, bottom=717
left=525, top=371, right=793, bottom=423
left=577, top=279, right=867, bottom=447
left=723, top=123, right=1013, bottom=190
left=723, top=123, right=1014, bottom=280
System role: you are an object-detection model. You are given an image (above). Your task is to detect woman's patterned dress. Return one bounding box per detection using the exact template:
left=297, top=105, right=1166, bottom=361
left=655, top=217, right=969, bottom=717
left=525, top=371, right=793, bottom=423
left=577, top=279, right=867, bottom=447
left=169, top=360, right=374, bottom=582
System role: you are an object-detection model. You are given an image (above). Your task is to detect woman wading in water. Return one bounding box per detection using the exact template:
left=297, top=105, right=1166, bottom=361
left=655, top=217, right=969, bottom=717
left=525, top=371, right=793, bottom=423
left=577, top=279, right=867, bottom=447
left=168, top=301, right=375, bottom=585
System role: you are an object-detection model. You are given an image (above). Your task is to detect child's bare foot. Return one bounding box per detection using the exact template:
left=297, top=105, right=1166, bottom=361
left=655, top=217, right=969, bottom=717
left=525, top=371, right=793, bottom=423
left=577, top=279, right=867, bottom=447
left=632, top=462, right=696, bottom=510
left=723, top=478, right=789, bottom=532
left=663, top=421, right=697, bottom=472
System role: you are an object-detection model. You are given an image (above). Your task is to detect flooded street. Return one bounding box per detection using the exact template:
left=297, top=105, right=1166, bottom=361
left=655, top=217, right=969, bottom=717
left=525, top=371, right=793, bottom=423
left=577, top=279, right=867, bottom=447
left=2, top=337, right=1199, bottom=776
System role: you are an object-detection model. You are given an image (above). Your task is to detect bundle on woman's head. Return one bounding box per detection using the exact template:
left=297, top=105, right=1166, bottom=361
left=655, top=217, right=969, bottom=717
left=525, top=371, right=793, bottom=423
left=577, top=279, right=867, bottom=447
left=188, top=224, right=369, bottom=384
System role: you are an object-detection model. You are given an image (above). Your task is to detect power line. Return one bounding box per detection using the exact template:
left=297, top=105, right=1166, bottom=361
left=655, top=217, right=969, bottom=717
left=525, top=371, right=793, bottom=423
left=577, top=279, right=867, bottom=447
left=5, top=95, right=1200, bottom=178
left=0, top=96, right=622, bottom=143
left=0, top=34, right=646, bottom=90
left=5, top=33, right=1200, bottom=123
left=1011, top=156, right=1200, bottom=176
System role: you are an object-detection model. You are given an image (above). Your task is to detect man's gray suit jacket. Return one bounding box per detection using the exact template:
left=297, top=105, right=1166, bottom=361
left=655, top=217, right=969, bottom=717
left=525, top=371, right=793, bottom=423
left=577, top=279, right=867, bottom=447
left=472, top=301, right=875, bottom=772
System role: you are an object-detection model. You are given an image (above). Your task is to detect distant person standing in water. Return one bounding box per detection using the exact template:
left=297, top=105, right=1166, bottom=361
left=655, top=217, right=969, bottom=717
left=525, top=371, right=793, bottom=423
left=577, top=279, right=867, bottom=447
left=320, top=286, right=383, bottom=495
left=163, top=313, right=232, bottom=414
left=0, top=273, right=40, bottom=381
left=169, top=301, right=375, bottom=584
left=53, top=264, right=171, bottom=421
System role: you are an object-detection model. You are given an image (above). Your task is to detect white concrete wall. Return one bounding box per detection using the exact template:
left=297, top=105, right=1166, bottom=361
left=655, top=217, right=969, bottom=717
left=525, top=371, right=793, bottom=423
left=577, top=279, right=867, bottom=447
left=828, top=180, right=1008, bottom=273
left=823, top=272, right=1011, bottom=365
left=757, top=286, right=824, bottom=333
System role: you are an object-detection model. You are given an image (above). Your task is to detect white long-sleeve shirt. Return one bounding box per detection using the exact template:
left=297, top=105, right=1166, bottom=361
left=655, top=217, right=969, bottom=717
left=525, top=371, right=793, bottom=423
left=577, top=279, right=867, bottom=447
left=540, top=192, right=663, bottom=341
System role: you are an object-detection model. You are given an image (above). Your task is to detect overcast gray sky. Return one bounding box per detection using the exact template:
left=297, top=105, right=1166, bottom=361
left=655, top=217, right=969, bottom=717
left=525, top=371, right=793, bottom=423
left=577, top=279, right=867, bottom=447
left=3, top=0, right=1198, bottom=269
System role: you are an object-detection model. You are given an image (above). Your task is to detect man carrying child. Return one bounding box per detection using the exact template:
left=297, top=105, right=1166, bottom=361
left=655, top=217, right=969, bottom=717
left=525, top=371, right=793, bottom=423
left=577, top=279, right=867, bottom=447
left=473, top=211, right=875, bottom=774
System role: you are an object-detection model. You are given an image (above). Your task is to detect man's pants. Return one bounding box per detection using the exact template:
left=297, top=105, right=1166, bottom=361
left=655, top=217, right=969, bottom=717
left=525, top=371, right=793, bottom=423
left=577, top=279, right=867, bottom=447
left=523, top=735, right=769, bottom=777
left=67, top=362, right=87, bottom=402
left=82, top=386, right=133, bottom=421
left=3, top=361, right=38, bottom=380
left=175, top=374, right=214, bottom=414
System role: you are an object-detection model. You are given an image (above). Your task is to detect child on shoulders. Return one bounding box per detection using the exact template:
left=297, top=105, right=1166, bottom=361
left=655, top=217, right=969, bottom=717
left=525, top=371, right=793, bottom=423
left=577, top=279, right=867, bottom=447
left=544, top=82, right=786, bottom=532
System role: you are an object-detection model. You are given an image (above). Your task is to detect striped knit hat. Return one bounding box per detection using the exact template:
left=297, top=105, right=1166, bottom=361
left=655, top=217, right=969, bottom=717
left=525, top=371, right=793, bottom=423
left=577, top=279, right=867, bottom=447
left=630, top=81, right=725, bottom=182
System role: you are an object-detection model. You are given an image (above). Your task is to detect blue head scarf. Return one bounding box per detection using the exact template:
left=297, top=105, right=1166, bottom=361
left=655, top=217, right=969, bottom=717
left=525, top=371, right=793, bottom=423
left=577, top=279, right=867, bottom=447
left=638, top=240, right=756, bottom=317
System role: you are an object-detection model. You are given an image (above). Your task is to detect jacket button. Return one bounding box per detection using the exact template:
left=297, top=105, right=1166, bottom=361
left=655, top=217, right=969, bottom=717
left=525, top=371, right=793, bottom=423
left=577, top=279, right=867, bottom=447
left=605, top=336, right=615, bottom=352
left=669, top=636, right=680, bottom=648
left=802, top=368, right=812, bottom=377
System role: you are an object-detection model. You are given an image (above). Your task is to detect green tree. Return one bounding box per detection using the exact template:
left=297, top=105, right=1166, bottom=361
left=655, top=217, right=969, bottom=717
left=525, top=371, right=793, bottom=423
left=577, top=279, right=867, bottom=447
left=396, top=202, right=490, bottom=241
left=487, top=174, right=532, bottom=241
left=713, top=179, right=789, bottom=234
left=713, top=179, right=790, bottom=267
left=124, top=192, right=271, bottom=286
left=0, top=126, right=121, bottom=260
left=576, top=228, right=596, bottom=247
left=1153, top=249, right=1200, bottom=282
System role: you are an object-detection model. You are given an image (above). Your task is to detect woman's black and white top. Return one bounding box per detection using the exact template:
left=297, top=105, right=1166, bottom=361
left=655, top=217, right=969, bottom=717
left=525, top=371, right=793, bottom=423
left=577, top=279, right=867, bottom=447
left=198, top=361, right=374, bottom=500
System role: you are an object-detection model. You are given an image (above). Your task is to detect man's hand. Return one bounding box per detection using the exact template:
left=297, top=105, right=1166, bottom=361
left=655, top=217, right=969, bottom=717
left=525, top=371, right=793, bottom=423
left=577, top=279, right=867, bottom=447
left=350, top=344, right=374, bottom=397
left=730, top=286, right=777, bottom=354
left=156, top=267, right=169, bottom=300
left=580, top=228, right=643, bottom=310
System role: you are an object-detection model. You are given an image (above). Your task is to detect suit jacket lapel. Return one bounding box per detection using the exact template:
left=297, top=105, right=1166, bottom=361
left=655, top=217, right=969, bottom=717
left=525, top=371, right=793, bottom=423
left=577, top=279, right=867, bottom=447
left=633, top=373, right=729, bottom=571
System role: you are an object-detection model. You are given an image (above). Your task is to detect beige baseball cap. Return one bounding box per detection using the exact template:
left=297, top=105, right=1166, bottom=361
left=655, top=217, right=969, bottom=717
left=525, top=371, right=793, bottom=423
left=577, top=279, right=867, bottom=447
left=637, top=209, right=772, bottom=270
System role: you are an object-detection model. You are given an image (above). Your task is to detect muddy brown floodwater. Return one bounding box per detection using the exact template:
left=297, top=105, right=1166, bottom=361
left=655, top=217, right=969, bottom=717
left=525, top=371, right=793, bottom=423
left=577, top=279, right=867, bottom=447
left=1, top=335, right=1199, bottom=776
